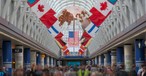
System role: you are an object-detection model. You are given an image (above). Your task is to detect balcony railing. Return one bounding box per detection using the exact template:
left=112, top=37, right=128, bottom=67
left=0, top=0, right=60, bottom=55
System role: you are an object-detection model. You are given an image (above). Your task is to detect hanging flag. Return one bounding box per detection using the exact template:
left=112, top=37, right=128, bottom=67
left=78, top=49, right=84, bottom=55
left=85, top=22, right=99, bottom=37
left=80, top=45, right=86, bottom=51
left=27, top=0, right=39, bottom=7
left=48, top=21, right=61, bottom=37
left=62, top=45, right=67, bottom=51
left=78, top=45, right=86, bottom=55
left=81, top=31, right=92, bottom=47
left=27, top=0, right=57, bottom=28
left=64, top=49, right=70, bottom=55
left=40, top=9, right=57, bottom=28
left=55, top=32, right=66, bottom=48
left=90, top=0, right=117, bottom=27
left=68, top=31, right=79, bottom=47
left=108, top=0, right=117, bottom=5
left=89, top=7, right=110, bottom=27
left=82, top=31, right=92, bottom=39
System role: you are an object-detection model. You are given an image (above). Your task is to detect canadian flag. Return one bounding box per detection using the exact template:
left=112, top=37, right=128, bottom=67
left=90, top=0, right=117, bottom=27
left=27, top=0, right=57, bottom=28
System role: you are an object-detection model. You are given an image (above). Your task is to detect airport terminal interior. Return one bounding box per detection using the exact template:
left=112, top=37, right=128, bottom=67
left=0, top=0, right=146, bottom=76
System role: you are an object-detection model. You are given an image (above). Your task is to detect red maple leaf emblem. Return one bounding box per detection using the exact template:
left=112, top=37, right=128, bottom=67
left=100, top=2, right=108, bottom=11
left=38, top=4, right=44, bottom=12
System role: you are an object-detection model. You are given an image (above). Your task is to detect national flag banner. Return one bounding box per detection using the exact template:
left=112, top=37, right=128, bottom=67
left=84, top=38, right=92, bottom=47
left=48, top=26, right=59, bottom=37
left=78, top=45, right=86, bottom=55
left=85, top=22, right=99, bottom=37
left=55, top=39, right=66, bottom=48
left=48, top=21, right=61, bottom=37
left=55, top=32, right=66, bottom=48
left=79, top=49, right=84, bottom=55
left=89, top=7, right=110, bottom=27
left=82, top=31, right=92, bottom=39
left=62, top=45, right=67, bottom=51
left=27, top=0, right=39, bottom=7
left=108, top=0, right=117, bottom=5
left=82, top=38, right=92, bottom=47
left=80, top=45, right=86, bottom=51
left=68, top=31, right=79, bottom=47
left=27, top=0, right=57, bottom=28
left=81, top=31, right=92, bottom=47
left=55, top=32, right=63, bottom=39
left=40, top=9, right=57, bottom=28
left=64, top=49, right=70, bottom=55
left=90, top=0, right=118, bottom=26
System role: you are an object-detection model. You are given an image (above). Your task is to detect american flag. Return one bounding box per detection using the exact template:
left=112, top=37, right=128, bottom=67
left=68, top=31, right=79, bottom=47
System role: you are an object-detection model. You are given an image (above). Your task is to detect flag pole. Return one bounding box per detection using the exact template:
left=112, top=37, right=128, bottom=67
left=73, top=18, right=75, bottom=56
left=73, top=0, right=75, bottom=56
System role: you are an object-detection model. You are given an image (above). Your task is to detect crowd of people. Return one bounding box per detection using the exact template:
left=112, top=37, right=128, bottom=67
left=0, top=64, right=146, bottom=76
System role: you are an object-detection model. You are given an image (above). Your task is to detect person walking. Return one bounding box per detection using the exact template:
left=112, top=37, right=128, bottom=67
left=116, top=65, right=128, bottom=76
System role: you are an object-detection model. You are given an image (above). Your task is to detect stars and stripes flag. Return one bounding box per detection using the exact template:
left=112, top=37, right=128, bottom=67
left=68, top=31, right=79, bottom=47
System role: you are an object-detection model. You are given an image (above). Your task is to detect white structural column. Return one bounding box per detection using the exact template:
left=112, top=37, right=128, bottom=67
left=54, top=59, right=56, bottom=67
left=15, top=46, right=23, bottom=69
left=124, top=44, right=133, bottom=72
left=57, top=60, right=62, bottom=66
left=87, top=60, right=91, bottom=65
left=111, top=50, right=116, bottom=66
left=41, top=54, right=45, bottom=68
left=99, top=55, right=101, bottom=66
left=104, top=53, right=108, bottom=66
left=91, top=59, right=93, bottom=65
left=95, top=57, right=97, bottom=65
left=47, top=56, right=50, bottom=66
left=51, top=57, right=54, bottom=67
left=30, top=51, right=36, bottom=65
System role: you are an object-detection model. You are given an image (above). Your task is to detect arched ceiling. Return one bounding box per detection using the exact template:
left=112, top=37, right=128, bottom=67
left=27, top=0, right=117, bottom=56
left=46, top=0, right=95, bottom=16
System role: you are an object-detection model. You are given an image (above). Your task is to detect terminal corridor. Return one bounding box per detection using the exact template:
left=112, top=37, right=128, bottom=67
left=0, top=0, right=146, bottom=76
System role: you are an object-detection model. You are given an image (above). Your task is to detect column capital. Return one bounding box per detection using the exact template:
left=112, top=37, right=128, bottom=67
left=31, top=50, right=37, bottom=52
left=135, top=39, right=144, bottom=41
left=111, top=51, right=116, bottom=56
left=111, top=49, right=116, bottom=51
left=15, top=45, right=23, bottom=48
left=124, top=44, right=132, bottom=45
